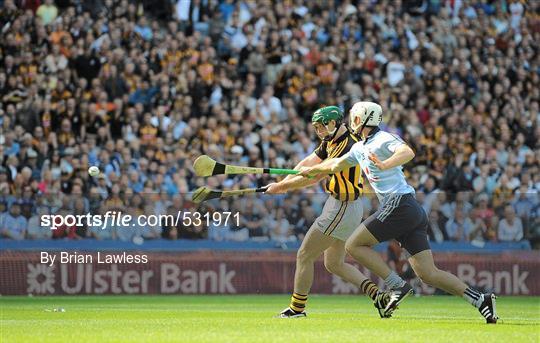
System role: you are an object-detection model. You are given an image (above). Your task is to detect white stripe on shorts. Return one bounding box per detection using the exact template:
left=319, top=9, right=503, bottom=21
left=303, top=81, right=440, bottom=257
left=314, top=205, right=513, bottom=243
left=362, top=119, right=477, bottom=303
left=376, top=196, right=397, bottom=221
left=377, top=195, right=402, bottom=222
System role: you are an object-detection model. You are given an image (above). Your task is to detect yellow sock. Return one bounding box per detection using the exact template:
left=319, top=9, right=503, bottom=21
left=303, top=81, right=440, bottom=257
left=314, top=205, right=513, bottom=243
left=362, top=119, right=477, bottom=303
left=289, top=292, right=307, bottom=313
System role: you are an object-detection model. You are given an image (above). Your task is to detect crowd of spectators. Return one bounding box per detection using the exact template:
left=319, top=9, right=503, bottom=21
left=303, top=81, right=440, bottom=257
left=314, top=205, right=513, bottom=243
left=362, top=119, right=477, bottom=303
left=0, top=0, right=538, bottom=247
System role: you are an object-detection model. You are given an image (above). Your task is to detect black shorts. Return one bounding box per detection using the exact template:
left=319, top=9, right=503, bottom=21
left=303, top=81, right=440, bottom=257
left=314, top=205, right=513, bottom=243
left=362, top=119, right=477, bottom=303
left=364, top=193, right=430, bottom=255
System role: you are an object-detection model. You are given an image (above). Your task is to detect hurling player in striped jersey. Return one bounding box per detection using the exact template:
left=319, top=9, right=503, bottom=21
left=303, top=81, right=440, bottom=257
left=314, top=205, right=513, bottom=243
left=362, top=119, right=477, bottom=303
left=265, top=106, right=392, bottom=318
left=300, top=102, right=498, bottom=324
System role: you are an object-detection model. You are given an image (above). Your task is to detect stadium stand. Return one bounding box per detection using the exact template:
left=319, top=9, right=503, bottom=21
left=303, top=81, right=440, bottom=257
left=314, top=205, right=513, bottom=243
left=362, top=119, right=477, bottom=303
left=0, top=0, right=538, bottom=250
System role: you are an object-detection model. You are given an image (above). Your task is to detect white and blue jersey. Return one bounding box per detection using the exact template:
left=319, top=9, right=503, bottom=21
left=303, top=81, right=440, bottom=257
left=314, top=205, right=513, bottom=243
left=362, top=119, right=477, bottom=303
left=344, top=127, right=415, bottom=203
left=344, top=127, right=430, bottom=255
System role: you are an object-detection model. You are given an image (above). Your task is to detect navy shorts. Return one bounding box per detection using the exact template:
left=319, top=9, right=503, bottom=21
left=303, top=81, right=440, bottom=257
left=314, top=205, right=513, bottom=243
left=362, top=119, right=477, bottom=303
left=363, top=193, right=430, bottom=255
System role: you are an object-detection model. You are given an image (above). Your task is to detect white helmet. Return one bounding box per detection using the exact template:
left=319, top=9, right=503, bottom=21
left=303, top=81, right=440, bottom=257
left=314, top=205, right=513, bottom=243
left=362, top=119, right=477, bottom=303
left=349, top=101, right=383, bottom=132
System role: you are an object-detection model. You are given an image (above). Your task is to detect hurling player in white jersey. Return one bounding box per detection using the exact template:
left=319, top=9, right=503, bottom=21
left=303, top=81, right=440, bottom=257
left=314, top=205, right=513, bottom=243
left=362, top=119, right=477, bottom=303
left=300, top=101, right=498, bottom=324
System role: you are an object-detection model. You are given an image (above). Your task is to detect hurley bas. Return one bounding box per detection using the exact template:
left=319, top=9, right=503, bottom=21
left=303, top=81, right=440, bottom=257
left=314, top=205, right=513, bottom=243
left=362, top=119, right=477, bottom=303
left=41, top=252, right=148, bottom=266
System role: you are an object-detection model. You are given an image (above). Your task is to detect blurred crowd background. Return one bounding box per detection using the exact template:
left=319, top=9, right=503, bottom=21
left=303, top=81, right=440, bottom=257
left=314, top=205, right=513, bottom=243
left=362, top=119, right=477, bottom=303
left=0, top=0, right=538, bottom=247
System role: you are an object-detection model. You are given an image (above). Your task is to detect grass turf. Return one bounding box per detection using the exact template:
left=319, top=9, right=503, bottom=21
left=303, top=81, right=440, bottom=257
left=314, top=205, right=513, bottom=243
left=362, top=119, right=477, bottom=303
left=1, top=295, right=539, bottom=342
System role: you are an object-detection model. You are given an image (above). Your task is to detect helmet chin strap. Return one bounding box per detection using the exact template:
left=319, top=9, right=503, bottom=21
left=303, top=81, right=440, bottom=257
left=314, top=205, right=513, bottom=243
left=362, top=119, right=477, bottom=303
left=354, top=115, right=372, bottom=141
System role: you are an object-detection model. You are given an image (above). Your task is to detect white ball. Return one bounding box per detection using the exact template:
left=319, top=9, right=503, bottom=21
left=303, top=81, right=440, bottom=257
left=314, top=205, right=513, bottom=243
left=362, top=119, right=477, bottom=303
left=88, top=166, right=100, bottom=177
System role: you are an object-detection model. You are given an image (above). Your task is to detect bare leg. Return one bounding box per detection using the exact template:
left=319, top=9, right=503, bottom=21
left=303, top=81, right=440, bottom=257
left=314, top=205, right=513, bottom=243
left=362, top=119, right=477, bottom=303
left=345, top=224, right=393, bottom=279
left=293, top=228, right=335, bottom=294
left=408, top=250, right=467, bottom=296
left=323, top=239, right=371, bottom=287
left=409, top=250, right=499, bottom=323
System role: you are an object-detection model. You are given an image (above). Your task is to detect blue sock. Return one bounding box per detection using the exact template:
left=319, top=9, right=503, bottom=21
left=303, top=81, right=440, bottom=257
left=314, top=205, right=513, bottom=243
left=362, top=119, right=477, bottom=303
left=384, top=271, right=405, bottom=290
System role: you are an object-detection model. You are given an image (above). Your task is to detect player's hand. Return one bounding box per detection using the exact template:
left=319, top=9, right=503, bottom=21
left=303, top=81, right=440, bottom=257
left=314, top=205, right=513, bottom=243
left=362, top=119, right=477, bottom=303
left=368, top=152, right=388, bottom=170
left=265, top=183, right=286, bottom=194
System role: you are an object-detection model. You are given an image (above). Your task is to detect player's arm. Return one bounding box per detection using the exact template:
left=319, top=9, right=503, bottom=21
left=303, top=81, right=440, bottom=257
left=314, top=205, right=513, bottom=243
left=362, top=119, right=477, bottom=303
left=284, top=152, right=323, bottom=180
left=368, top=144, right=415, bottom=171
left=299, top=141, right=362, bottom=178
left=299, top=155, right=356, bottom=178
left=265, top=153, right=326, bottom=194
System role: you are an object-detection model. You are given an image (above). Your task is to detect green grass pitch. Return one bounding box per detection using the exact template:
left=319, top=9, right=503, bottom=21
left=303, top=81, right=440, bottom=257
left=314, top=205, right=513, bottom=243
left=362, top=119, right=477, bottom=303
left=1, top=295, right=539, bottom=342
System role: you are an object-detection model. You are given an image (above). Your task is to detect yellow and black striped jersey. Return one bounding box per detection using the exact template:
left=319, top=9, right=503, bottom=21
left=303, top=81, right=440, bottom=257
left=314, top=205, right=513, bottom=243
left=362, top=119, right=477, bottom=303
left=314, top=127, right=364, bottom=202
